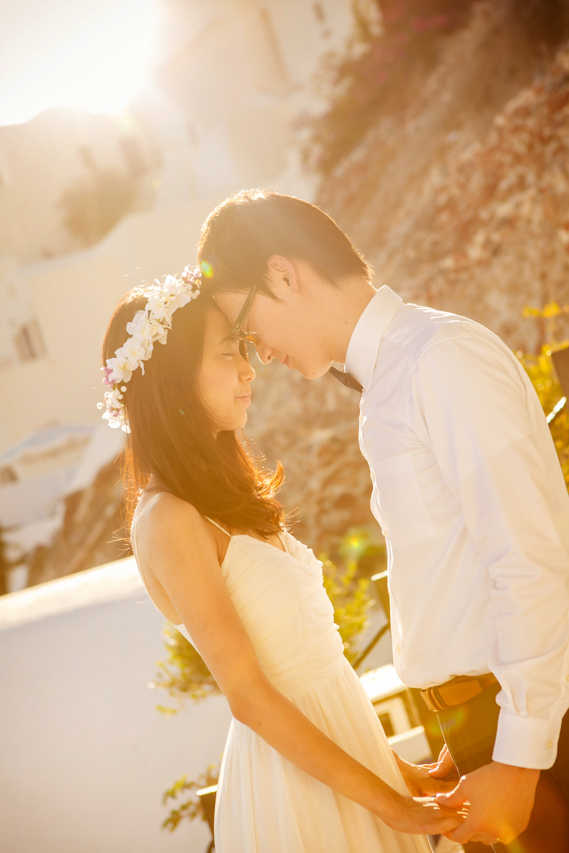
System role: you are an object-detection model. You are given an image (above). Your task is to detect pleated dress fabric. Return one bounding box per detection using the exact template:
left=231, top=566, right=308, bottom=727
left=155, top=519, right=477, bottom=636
left=169, top=530, right=432, bottom=853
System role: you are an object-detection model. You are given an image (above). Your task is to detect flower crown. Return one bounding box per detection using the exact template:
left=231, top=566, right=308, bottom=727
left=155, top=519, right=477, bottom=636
left=98, top=265, right=203, bottom=432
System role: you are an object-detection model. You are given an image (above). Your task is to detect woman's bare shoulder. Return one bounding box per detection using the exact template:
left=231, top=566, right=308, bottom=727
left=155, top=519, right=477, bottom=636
left=137, top=492, right=208, bottom=534
left=135, top=492, right=224, bottom=562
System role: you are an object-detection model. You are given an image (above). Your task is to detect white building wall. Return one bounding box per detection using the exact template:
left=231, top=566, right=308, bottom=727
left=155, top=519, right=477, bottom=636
left=266, top=0, right=355, bottom=88
left=0, top=108, right=160, bottom=264
left=0, top=557, right=231, bottom=853
left=152, top=0, right=355, bottom=195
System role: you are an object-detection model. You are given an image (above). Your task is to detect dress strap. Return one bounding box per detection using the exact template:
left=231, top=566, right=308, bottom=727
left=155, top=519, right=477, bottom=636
left=204, top=516, right=231, bottom=538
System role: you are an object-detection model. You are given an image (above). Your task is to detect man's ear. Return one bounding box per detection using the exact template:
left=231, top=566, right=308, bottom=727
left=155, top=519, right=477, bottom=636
left=266, top=255, right=300, bottom=296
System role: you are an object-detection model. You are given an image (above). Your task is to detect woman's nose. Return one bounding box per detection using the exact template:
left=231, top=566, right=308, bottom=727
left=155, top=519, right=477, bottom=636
left=241, top=357, right=255, bottom=381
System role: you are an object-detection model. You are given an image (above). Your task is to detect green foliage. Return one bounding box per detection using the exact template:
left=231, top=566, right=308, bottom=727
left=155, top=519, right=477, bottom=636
left=519, top=303, right=569, bottom=491
left=322, top=560, right=373, bottom=664
left=150, top=623, right=220, bottom=714
left=161, top=764, right=220, bottom=833
left=320, top=526, right=381, bottom=664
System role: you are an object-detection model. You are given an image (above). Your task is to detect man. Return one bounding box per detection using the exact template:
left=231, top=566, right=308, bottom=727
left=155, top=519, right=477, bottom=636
left=198, top=189, right=569, bottom=850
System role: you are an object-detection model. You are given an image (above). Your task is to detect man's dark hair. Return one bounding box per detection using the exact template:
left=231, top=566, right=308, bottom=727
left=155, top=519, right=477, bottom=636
left=197, top=189, right=372, bottom=297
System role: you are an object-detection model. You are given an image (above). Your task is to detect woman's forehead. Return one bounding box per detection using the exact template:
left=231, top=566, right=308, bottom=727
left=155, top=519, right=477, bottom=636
left=204, top=303, right=233, bottom=343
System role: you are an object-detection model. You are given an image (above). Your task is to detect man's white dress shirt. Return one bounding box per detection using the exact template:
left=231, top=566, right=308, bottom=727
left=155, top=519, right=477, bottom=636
left=346, top=286, right=569, bottom=769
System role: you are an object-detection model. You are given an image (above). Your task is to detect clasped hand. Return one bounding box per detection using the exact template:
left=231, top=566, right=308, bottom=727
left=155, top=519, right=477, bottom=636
left=397, top=745, right=539, bottom=844
left=427, top=749, right=539, bottom=845
left=394, top=744, right=459, bottom=798
left=388, top=746, right=466, bottom=836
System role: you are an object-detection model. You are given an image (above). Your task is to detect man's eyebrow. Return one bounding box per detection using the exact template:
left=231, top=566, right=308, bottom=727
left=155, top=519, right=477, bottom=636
left=218, top=334, right=236, bottom=344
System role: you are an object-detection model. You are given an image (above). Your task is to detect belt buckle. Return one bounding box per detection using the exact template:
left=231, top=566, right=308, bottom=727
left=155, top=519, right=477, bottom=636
left=421, top=686, right=445, bottom=713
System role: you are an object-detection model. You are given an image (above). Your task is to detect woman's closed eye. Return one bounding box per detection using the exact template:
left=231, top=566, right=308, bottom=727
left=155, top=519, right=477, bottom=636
left=221, top=342, right=241, bottom=357
left=222, top=342, right=249, bottom=360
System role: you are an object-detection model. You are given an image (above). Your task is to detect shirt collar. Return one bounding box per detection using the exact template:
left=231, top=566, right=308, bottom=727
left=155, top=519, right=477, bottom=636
left=345, top=286, right=404, bottom=392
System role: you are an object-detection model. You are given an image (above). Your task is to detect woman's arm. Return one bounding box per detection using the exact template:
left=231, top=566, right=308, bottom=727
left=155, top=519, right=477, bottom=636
left=137, top=494, right=462, bottom=837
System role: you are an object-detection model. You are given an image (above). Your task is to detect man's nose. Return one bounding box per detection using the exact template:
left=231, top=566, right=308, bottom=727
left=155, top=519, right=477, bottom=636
left=255, top=342, right=275, bottom=364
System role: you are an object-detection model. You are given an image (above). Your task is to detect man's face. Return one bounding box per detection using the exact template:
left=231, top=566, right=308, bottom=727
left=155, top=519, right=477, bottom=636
left=214, top=263, right=335, bottom=380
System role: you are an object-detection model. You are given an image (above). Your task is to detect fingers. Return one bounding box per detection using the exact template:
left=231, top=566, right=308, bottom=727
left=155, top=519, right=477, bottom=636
left=421, top=803, right=468, bottom=835
left=414, top=774, right=461, bottom=796
left=443, top=813, right=511, bottom=845
left=429, top=776, right=462, bottom=793
left=421, top=760, right=461, bottom=793
left=428, top=745, right=458, bottom=779
left=432, top=816, right=466, bottom=834
left=435, top=780, right=468, bottom=810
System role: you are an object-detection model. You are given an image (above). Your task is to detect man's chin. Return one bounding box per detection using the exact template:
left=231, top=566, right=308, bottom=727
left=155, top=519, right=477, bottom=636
left=298, top=363, right=334, bottom=381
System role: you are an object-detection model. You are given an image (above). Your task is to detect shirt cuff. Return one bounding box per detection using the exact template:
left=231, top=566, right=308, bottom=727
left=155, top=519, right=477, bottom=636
left=492, top=711, right=561, bottom=769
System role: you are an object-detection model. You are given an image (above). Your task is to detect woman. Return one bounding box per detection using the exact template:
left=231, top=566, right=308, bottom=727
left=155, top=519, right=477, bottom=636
left=100, top=266, right=462, bottom=852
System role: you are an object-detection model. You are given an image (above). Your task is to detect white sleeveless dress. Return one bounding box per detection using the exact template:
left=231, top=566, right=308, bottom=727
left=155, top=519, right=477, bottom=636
left=132, top=498, right=432, bottom=853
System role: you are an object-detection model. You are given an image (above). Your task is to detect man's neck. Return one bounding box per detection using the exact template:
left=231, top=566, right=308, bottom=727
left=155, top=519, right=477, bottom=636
left=327, top=276, right=377, bottom=365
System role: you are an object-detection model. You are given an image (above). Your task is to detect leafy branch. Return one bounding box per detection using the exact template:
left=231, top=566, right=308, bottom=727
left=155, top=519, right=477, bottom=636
left=161, top=764, right=220, bottom=833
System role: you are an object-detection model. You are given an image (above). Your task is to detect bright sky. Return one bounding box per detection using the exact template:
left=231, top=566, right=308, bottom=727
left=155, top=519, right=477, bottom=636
left=0, top=0, right=160, bottom=126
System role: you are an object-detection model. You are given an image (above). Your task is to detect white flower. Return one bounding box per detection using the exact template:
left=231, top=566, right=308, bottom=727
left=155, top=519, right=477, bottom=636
left=104, top=388, right=123, bottom=410
left=163, top=275, right=180, bottom=297
left=145, top=294, right=168, bottom=319
left=130, top=313, right=167, bottom=346
left=122, top=336, right=147, bottom=369
left=106, top=351, right=133, bottom=384
left=125, top=310, right=149, bottom=336
left=168, top=290, right=192, bottom=314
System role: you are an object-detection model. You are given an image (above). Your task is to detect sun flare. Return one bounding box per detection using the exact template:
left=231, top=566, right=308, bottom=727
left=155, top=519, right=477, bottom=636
left=0, top=0, right=160, bottom=126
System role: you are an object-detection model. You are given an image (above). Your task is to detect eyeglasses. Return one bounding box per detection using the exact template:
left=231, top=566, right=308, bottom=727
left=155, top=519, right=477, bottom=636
left=230, top=284, right=259, bottom=347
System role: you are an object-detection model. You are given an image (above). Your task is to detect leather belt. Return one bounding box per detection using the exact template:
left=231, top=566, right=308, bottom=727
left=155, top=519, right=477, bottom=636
left=420, top=673, right=498, bottom=713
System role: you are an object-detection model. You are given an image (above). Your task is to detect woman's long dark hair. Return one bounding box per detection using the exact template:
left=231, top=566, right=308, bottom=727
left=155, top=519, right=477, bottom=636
left=102, top=283, right=285, bottom=536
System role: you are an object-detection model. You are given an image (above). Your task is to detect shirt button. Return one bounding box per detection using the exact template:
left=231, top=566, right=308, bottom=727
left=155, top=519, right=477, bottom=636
left=565, top=674, right=569, bottom=682
left=546, top=740, right=554, bottom=749
left=395, top=645, right=401, bottom=654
